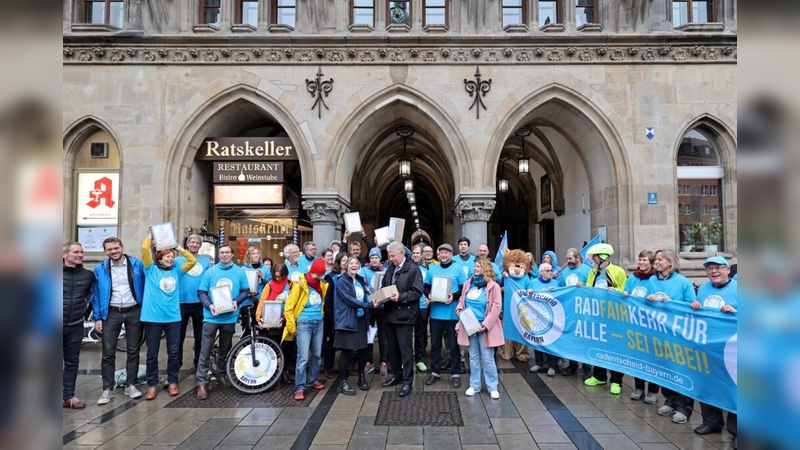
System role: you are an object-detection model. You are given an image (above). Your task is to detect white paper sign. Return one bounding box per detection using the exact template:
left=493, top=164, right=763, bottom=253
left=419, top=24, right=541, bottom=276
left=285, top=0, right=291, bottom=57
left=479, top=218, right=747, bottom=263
left=367, top=325, right=378, bottom=344
left=343, top=212, right=363, bottom=233
left=388, top=217, right=405, bottom=241
left=459, top=308, right=483, bottom=336
left=245, top=269, right=259, bottom=294
left=374, top=226, right=390, bottom=246
left=430, top=275, right=452, bottom=303
left=209, top=286, right=235, bottom=314
left=77, top=226, right=118, bottom=252
left=151, top=222, right=178, bottom=251
left=260, top=301, right=283, bottom=328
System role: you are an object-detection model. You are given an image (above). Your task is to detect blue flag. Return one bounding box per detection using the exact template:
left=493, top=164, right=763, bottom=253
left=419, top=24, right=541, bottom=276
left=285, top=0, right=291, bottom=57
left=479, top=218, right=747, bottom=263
left=494, top=231, right=508, bottom=269
left=580, top=234, right=602, bottom=268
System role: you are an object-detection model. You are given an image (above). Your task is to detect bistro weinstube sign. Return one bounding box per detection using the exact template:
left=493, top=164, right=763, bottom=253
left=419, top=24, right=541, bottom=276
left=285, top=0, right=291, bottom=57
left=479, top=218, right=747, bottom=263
left=213, top=162, right=284, bottom=183
left=198, top=137, right=298, bottom=161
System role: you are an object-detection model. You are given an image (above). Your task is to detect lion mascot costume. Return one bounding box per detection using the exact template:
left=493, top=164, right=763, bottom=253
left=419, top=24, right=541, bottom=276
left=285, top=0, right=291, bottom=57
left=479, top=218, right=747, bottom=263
left=496, top=249, right=534, bottom=361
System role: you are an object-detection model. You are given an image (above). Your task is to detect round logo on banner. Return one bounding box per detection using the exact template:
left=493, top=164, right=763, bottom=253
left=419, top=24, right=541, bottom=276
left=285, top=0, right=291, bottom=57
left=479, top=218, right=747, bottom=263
left=511, top=290, right=565, bottom=346
left=724, top=333, right=737, bottom=385
left=565, top=273, right=579, bottom=286
left=594, top=279, right=608, bottom=289
left=631, top=286, right=648, bottom=298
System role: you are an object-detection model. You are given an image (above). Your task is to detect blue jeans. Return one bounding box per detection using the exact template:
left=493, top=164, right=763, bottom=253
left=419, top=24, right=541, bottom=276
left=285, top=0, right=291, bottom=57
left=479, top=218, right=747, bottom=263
left=468, top=332, right=499, bottom=392
left=294, top=320, right=323, bottom=392
left=144, top=321, right=181, bottom=386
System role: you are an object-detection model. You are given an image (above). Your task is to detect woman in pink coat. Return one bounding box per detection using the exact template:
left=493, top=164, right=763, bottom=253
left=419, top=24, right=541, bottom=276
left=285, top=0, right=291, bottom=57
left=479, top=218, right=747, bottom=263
left=456, top=257, right=504, bottom=399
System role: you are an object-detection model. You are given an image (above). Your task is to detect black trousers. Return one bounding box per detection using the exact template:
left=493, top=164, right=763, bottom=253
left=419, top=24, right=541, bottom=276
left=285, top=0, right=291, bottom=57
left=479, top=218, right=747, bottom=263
left=179, top=303, right=204, bottom=369
left=386, top=322, right=414, bottom=385
left=700, top=403, right=737, bottom=435
left=366, top=308, right=389, bottom=364
left=634, top=378, right=660, bottom=393
left=414, top=308, right=429, bottom=362
left=101, top=308, right=143, bottom=390
left=322, top=314, right=337, bottom=372
left=662, top=387, right=695, bottom=418
left=592, top=366, right=623, bottom=384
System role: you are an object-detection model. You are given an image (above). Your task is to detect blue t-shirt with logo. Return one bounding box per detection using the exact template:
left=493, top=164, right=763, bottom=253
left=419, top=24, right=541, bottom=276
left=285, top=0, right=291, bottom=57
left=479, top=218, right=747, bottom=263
left=558, top=264, right=591, bottom=287
left=141, top=264, right=187, bottom=323
left=298, top=288, right=324, bottom=321
left=456, top=253, right=477, bottom=279
left=199, top=263, right=249, bottom=324
left=647, top=271, right=697, bottom=304
left=464, top=284, right=487, bottom=322
left=697, top=279, right=738, bottom=309
left=426, top=261, right=467, bottom=321
left=175, top=254, right=212, bottom=304
left=624, top=274, right=651, bottom=298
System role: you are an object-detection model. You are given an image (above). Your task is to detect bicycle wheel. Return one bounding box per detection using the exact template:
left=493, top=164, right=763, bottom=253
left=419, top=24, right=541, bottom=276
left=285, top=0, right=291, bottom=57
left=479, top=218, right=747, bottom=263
left=226, top=336, right=284, bottom=394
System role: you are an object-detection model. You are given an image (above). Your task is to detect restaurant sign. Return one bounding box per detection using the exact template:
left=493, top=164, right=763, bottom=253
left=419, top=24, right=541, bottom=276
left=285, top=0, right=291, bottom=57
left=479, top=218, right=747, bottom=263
left=198, top=137, right=297, bottom=161
left=213, top=161, right=284, bottom=183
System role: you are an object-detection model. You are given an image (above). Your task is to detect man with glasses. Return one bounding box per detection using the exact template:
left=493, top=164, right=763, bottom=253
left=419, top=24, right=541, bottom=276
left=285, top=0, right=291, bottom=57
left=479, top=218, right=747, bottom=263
left=297, top=241, right=318, bottom=272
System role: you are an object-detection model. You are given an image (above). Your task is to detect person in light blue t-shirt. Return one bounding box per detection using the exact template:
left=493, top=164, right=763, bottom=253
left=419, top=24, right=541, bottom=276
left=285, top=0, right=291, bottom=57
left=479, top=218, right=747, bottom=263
left=647, top=249, right=697, bottom=426
left=296, top=241, right=319, bottom=272
left=140, top=234, right=197, bottom=400
left=194, top=245, right=249, bottom=401
left=455, top=237, right=477, bottom=279
left=424, top=243, right=467, bottom=388
left=557, top=248, right=592, bottom=287
left=284, top=243, right=307, bottom=283
left=622, top=250, right=659, bottom=402
left=175, top=234, right=212, bottom=372
left=690, top=256, right=737, bottom=440
left=528, top=263, right=560, bottom=377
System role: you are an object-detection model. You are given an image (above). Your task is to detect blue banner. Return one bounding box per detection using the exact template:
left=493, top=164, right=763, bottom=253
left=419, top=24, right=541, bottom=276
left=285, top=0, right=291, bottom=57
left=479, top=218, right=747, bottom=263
left=494, top=231, right=508, bottom=269
left=503, top=286, right=737, bottom=413
left=579, top=234, right=602, bottom=268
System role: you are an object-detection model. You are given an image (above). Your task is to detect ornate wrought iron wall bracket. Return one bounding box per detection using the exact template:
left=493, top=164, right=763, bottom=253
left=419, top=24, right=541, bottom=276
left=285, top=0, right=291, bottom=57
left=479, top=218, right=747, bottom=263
left=306, top=67, right=334, bottom=119
left=464, top=66, right=491, bottom=119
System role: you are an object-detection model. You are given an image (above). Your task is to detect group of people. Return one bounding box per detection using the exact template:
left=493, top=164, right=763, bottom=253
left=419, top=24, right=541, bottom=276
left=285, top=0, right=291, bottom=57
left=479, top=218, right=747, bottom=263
left=63, top=230, right=736, bottom=444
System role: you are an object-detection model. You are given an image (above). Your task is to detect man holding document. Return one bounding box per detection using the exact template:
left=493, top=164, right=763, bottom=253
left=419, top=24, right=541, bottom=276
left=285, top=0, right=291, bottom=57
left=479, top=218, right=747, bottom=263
left=378, top=241, right=424, bottom=397
left=195, top=245, right=249, bottom=400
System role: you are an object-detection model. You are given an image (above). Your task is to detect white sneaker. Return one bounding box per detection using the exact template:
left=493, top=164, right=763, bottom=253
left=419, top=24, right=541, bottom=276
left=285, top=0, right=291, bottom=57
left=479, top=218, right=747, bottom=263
left=124, top=385, right=142, bottom=399
left=547, top=368, right=556, bottom=377
left=97, top=389, right=115, bottom=405
left=630, top=389, right=644, bottom=401
left=529, top=364, right=541, bottom=373
left=657, top=405, right=675, bottom=416
left=672, top=412, right=688, bottom=424
left=644, top=392, right=658, bottom=405
left=490, top=390, right=500, bottom=399
left=465, top=387, right=479, bottom=396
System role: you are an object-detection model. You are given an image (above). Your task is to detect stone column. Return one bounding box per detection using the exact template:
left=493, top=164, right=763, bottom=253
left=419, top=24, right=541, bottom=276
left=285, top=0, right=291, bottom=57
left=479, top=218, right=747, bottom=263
left=302, top=196, right=349, bottom=250
left=455, top=196, right=496, bottom=250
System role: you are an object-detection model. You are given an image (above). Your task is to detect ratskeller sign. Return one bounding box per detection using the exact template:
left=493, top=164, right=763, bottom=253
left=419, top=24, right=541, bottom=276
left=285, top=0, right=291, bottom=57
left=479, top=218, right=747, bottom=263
left=198, top=137, right=298, bottom=161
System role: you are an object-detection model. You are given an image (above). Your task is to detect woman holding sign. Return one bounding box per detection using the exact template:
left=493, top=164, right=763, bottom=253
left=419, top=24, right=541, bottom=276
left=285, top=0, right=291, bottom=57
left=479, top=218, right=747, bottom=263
left=455, top=257, right=504, bottom=400
left=647, top=249, right=697, bottom=425
left=624, top=250, right=661, bottom=404
left=140, top=231, right=197, bottom=400
left=333, top=257, right=376, bottom=394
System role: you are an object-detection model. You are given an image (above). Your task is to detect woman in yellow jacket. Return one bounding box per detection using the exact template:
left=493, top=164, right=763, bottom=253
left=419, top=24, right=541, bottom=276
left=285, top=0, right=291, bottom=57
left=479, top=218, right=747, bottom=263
left=283, top=259, right=329, bottom=400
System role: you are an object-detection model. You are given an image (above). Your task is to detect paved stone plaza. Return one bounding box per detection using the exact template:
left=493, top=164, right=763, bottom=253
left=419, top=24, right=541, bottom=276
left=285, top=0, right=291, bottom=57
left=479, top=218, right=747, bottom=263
left=63, top=334, right=735, bottom=450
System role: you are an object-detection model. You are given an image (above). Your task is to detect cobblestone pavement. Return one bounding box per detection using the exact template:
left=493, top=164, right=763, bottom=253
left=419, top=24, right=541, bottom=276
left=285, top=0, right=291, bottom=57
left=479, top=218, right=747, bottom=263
left=64, top=335, right=735, bottom=450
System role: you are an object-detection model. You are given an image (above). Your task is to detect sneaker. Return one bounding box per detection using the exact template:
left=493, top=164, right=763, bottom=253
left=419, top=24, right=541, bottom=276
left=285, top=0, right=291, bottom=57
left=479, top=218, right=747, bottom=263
left=310, top=381, right=326, bottom=390
left=630, top=389, right=644, bottom=401
left=465, top=387, right=478, bottom=396
left=490, top=390, right=500, bottom=399
left=658, top=405, right=675, bottom=416
left=584, top=377, right=606, bottom=387
left=610, top=383, right=621, bottom=395
left=294, top=390, right=304, bottom=401
left=529, top=364, right=541, bottom=373
left=672, top=412, right=688, bottom=424
left=547, top=368, right=556, bottom=377
left=644, top=392, right=658, bottom=405
left=97, top=389, right=115, bottom=405
left=364, top=362, right=374, bottom=374
left=416, top=361, right=428, bottom=372
left=124, top=385, right=142, bottom=399
left=379, top=362, right=388, bottom=376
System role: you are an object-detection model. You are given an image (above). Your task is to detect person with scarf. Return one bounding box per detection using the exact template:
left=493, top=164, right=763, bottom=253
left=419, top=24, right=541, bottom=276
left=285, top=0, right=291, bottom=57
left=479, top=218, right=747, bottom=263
left=284, top=258, right=329, bottom=400
left=624, top=250, right=660, bottom=403
left=333, top=257, right=376, bottom=394
left=584, top=243, right=628, bottom=395
left=256, top=263, right=294, bottom=384
left=140, top=232, right=197, bottom=400
left=359, top=247, right=389, bottom=375
left=240, top=246, right=268, bottom=339
left=647, top=249, right=697, bottom=425
left=455, top=257, right=504, bottom=399
left=321, top=252, right=348, bottom=378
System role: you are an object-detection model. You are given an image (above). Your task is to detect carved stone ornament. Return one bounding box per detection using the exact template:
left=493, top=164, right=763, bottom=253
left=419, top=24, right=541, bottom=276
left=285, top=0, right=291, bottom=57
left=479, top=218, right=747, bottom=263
left=63, top=44, right=737, bottom=65
left=455, top=200, right=496, bottom=222
left=302, top=200, right=348, bottom=222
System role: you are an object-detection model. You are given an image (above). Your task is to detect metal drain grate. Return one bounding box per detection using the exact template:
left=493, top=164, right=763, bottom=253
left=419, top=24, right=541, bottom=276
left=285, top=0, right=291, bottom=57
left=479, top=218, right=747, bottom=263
left=165, top=380, right=320, bottom=408
left=374, top=391, right=463, bottom=426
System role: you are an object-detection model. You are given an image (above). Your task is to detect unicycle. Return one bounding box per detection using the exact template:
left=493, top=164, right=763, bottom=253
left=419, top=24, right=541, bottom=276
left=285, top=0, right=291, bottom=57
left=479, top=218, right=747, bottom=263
left=225, top=304, right=284, bottom=394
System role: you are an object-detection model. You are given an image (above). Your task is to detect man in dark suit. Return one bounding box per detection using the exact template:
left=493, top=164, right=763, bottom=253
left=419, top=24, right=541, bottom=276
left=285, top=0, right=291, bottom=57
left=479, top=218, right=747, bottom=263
left=379, top=241, right=424, bottom=397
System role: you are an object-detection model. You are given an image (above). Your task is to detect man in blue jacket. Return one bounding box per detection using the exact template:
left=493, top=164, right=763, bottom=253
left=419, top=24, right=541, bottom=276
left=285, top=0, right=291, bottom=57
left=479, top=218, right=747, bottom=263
left=91, top=237, right=146, bottom=405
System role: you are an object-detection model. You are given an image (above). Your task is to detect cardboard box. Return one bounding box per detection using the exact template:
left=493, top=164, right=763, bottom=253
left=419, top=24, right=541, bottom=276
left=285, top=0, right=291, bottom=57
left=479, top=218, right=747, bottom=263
left=369, top=285, right=398, bottom=304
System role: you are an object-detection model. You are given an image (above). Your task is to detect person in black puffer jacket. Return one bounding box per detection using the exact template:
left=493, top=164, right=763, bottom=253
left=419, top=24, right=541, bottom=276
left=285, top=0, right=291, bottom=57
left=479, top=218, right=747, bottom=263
left=63, top=242, right=96, bottom=409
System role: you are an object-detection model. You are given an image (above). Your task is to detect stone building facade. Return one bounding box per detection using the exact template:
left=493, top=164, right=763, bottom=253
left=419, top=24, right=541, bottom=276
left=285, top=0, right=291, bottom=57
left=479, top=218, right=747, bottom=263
left=63, top=0, right=737, bottom=266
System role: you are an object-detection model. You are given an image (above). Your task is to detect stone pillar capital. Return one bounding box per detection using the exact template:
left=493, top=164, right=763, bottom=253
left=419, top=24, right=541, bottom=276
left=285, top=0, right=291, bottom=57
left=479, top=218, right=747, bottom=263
left=455, top=198, right=496, bottom=222
left=301, top=196, right=349, bottom=223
